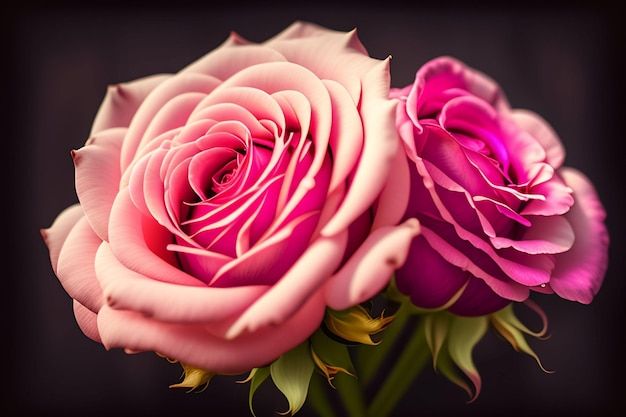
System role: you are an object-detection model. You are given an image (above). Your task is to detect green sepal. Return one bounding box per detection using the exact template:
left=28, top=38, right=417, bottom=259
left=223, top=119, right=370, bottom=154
left=243, top=366, right=271, bottom=417
left=489, top=302, right=552, bottom=373
left=270, top=341, right=315, bottom=416
left=310, top=327, right=356, bottom=386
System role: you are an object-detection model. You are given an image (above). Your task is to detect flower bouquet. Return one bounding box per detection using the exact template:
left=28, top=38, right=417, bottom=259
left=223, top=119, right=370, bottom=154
left=41, top=21, right=609, bottom=417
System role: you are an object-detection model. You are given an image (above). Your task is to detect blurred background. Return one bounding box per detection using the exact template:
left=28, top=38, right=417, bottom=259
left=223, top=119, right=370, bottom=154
left=3, top=0, right=624, bottom=416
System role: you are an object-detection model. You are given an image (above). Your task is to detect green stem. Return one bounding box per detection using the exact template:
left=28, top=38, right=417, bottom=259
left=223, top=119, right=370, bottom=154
left=367, top=318, right=430, bottom=417
left=333, top=372, right=367, bottom=417
left=307, top=373, right=338, bottom=417
left=356, top=302, right=412, bottom=385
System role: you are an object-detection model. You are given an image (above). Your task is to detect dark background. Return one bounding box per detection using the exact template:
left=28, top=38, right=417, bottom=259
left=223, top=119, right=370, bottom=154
left=3, top=1, right=624, bottom=416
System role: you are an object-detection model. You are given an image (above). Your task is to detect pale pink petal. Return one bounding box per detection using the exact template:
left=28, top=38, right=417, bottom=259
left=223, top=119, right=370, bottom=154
left=490, top=215, right=575, bottom=254
left=323, top=79, right=364, bottom=194
left=108, top=187, right=201, bottom=286
left=264, top=24, right=370, bottom=103
left=520, top=177, right=574, bottom=216
left=511, top=109, right=565, bottom=169
left=94, top=242, right=268, bottom=323
left=371, top=142, right=411, bottom=230
left=550, top=167, right=609, bottom=303
left=211, top=63, right=332, bottom=160
left=325, top=218, right=421, bottom=310
left=97, top=291, right=326, bottom=374
left=56, top=217, right=105, bottom=313
left=73, top=300, right=102, bottom=343
left=267, top=21, right=367, bottom=57
left=138, top=92, right=208, bottom=150
left=91, top=74, right=171, bottom=135
left=40, top=203, right=84, bottom=274
left=181, top=41, right=287, bottom=78
left=72, top=127, right=126, bottom=241
left=323, top=60, right=399, bottom=236
left=225, top=230, right=349, bottom=339
left=120, top=73, right=221, bottom=171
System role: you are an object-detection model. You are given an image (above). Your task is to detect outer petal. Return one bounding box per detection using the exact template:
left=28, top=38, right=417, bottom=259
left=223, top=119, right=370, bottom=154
left=73, top=300, right=102, bottom=343
left=511, top=109, right=565, bottom=169
left=73, top=127, right=126, bottom=241
left=95, top=242, right=268, bottom=323
left=225, top=229, right=349, bottom=339
left=264, top=22, right=370, bottom=103
left=182, top=43, right=288, bottom=80
left=325, top=218, right=421, bottom=310
left=108, top=187, right=201, bottom=286
left=322, top=59, right=398, bottom=236
left=395, top=234, right=469, bottom=310
left=40, top=203, right=84, bottom=274
left=120, top=72, right=221, bottom=171
left=91, top=74, right=171, bottom=135
left=56, top=217, right=105, bottom=313
left=549, top=168, right=609, bottom=303
left=97, top=290, right=326, bottom=374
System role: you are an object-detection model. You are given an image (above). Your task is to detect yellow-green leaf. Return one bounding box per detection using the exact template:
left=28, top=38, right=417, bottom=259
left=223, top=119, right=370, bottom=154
left=270, top=341, right=315, bottom=416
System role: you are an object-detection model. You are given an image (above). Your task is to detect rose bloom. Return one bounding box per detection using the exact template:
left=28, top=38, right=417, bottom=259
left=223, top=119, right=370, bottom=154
left=391, top=56, right=609, bottom=316
left=41, top=21, right=419, bottom=374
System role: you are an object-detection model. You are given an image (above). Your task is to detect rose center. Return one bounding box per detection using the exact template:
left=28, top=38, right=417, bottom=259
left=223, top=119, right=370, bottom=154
left=211, top=158, right=240, bottom=195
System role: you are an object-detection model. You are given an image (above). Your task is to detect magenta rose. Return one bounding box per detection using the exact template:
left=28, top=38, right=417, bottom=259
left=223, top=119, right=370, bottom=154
left=41, top=22, right=419, bottom=374
left=391, top=56, right=609, bottom=316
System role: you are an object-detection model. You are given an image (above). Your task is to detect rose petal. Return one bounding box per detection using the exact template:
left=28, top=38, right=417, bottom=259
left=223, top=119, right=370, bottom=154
left=120, top=72, right=221, bottom=171
left=41, top=203, right=84, bottom=274
left=323, top=79, right=364, bottom=195
left=490, top=215, right=574, bottom=254
left=549, top=167, right=609, bottom=303
left=73, top=300, right=102, bottom=343
left=371, top=142, right=412, bottom=230
left=108, top=187, right=201, bottom=286
left=322, top=59, right=399, bottom=236
left=225, top=229, right=349, bottom=339
left=91, top=74, right=171, bottom=135
left=95, top=242, right=268, bottom=322
left=56, top=217, right=105, bottom=313
left=395, top=234, right=470, bottom=310
left=97, top=290, right=326, bottom=374
left=264, top=23, right=369, bottom=103
left=325, top=218, right=421, bottom=310
left=420, top=226, right=530, bottom=301
left=182, top=42, right=287, bottom=79
left=73, top=127, right=126, bottom=241
left=511, top=109, right=565, bottom=169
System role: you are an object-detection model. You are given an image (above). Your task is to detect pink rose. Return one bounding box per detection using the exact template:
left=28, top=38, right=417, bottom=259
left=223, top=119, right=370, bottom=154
left=41, top=21, right=419, bottom=374
left=391, top=56, right=609, bottom=316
